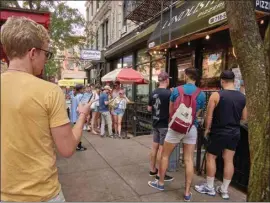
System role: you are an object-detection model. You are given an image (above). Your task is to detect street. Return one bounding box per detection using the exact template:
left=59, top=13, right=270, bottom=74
left=57, top=132, right=246, bottom=202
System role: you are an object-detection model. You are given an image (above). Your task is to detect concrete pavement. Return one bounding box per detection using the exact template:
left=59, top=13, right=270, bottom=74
left=56, top=132, right=247, bottom=202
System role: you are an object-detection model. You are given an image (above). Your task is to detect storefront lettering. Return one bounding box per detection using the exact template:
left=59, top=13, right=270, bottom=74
left=208, top=12, right=227, bottom=25
left=162, top=0, right=223, bottom=29
left=256, top=0, right=270, bottom=11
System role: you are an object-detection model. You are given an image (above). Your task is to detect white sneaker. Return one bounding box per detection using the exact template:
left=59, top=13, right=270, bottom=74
left=83, top=125, right=87, bottom=131
left=194, top=183, right=216, bottom=196
left=216, top=186, right=230, bottom=200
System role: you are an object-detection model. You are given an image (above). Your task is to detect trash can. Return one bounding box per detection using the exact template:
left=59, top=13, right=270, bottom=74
left=168, top=143, right=181, bottom=172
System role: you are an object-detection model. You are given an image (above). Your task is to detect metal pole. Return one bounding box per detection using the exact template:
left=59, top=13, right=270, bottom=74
left=168, top=0, right=173, bottom=76
left=159, top=0, right=164, bottom=45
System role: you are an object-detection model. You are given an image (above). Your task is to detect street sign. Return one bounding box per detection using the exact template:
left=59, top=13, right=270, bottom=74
left=80, top=49, right=101, bottom=60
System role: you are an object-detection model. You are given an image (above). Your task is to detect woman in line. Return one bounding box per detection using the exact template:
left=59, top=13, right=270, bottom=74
left=111, top=90, right=133, bottom=139
left=90, top=85, right=101, bottom=134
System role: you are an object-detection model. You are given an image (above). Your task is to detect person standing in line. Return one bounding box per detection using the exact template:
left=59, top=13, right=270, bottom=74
left=1, top=16, right=91, bottom=202
left=111, top=89, right=133, bottom=139
left=148, top=68, right=206, bottom=202
left=71, top=84, right=87, bottom=151
left=147, top=72, right=174, bottom=182
left=195, top=71, right=247, bottom=200
left=99, top=85, right=114, bottom=138
left=90, top=85, right=101, bottom=134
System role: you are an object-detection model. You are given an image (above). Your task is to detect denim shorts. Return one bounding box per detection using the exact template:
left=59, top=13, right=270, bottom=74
left=112, top=109, right=125, bottom=116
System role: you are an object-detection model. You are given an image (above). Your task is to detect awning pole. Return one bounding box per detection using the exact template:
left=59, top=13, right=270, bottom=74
left=168, top=0, right=173, bottom=76
left=159, top=0, right=164, bottom=45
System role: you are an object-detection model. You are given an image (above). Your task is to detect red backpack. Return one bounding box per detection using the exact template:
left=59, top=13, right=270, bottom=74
left=169, top=86, right=201, bottom=134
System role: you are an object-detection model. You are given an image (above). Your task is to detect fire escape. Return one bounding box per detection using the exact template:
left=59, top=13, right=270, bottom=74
left=125, top=0, right=178, bottom=23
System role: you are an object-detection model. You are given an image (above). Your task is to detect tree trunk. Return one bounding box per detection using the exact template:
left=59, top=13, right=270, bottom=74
left=225, top=1, right=270, bottom=202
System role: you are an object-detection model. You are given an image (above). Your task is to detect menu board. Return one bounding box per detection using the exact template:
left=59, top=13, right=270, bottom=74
left=202, top=52, right=223, bottom=78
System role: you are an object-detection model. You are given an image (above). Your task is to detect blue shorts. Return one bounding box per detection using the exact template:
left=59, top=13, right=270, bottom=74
left=112, top=109, right=125, bottom=116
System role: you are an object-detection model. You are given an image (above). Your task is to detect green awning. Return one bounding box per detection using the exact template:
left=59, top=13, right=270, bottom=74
left=148, top=0, right=270, bottom=49
left=148, top=0, right=227, bottom=49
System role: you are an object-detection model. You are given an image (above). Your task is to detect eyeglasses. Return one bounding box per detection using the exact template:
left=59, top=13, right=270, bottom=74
left=29, top=48, right=53, bottom=60
left=36, top=48, right=53, bottom=60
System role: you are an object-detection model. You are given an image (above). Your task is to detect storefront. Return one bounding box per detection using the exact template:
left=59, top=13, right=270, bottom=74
left=147, top=0, right=269, bottom=91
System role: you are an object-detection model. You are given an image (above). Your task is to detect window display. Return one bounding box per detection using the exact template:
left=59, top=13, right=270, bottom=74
left=176, top=53, right=193, bottom=84
left=202, top=51, right=223, bottom=79
left=136, top=49, right=150, bottom=103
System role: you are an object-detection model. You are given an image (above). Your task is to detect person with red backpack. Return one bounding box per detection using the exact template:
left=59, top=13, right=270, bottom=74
left=148, top=68, right=206, bottom=202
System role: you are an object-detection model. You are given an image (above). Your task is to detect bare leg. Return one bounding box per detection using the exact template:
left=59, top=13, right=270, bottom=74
left=158, top=141, right=177, bottom=185
left=117, top=115, right=123, bottom=136
left=113, top=115, right=118, bottom=135
left=91, top=112, right=98, bottom=134
left=221, top=149, right=235, bottom=192
left=183, top=143, right=196, bottom=196
left=206, top=152, right=217, bottom=188
left=150, top=142, right=159, bottom=172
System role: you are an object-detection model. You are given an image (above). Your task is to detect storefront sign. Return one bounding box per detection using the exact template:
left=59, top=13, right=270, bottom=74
left=148, top=0, right=269, bottom=48
left=80, top=49, right=101, bottom=60
left=255, top=0, right=270, bottom=14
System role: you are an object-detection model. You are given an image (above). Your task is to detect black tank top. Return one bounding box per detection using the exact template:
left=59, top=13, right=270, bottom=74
left=211, top=90, right=246, bottom=136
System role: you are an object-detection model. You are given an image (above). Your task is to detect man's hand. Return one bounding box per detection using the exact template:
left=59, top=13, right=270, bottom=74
left=204, top=128, right=210, bottom=140
left=77, top=103, right=91, bottom=117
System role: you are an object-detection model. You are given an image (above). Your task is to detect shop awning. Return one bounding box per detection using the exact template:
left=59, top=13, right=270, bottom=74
left=58, top=79, right=85, bottom=87
left=148, top=1, right=227, bottom=49
left=148, top=0, right=270, bottom=49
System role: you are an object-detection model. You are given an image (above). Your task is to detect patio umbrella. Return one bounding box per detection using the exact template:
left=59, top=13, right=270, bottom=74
left=101, top=68, right=149, bottom=84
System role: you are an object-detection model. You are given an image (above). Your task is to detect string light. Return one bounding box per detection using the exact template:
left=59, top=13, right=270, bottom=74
left=188, top=42, right=191, bottom=46
left=175, top=44, right=178, bottom=48
left=205, top=35, right=210, bottom=40
left=260, top=20, right=264, bottom=25
left=165, top=49, right=167, bottom=51
left=154, top=51, right=157, bottom=54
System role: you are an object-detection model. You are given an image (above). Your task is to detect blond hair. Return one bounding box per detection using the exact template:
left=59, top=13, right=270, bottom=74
left=1, top=16, right=50, bottom=60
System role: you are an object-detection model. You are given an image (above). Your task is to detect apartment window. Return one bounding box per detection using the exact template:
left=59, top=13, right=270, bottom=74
left=96, top=28, right=99, bottom=50
left=97, top=0, right=99, bottom=9
left=86, top=7, right=89, bottom=22
left=90, top=2, right=93, bottom=17
left=122, top=0, right=127, bottom=26
left=102, top=23, right=105, bottom=48
left=105, top=20, right=109, bottom=46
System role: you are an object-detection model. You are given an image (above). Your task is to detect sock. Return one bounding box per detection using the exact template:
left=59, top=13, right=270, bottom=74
left=221, top=179, right=231, bottom=192
left=206, top=176, right=215, bottom=189
left=78, top=142, right=82, bottom=148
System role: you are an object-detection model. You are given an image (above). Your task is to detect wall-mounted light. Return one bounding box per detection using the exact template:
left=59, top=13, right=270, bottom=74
left=188, top=41, right=191, bottom=46
left=175, top=44, right=178, bottom=48
left=165, top=49, right=167, bottom=51
left=260, top=20, right=264, bottom=25
left=205, top=34, right=210, bottom=40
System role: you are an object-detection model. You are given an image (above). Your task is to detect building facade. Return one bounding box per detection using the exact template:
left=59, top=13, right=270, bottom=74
left=84, top=0, right=139, bottom=84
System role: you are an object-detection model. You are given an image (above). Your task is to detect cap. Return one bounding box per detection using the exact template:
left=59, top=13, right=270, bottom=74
left=104, top=85, right=112, bottom=91
left=220, top=70, right=235, bottom=80
left=158, top=71, right=170, bottom=82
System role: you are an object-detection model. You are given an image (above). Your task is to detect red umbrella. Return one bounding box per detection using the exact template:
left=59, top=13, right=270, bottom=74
left=101, top=68, right=149, bottom=84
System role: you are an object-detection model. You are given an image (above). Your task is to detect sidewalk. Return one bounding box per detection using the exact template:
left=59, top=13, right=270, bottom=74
left=56, top=132, right=246, bottom=202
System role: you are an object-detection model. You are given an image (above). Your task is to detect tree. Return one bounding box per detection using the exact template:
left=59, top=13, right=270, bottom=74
left=1, top=1, right=86, bottom=78
left=225, top=1, right=270, bottom=201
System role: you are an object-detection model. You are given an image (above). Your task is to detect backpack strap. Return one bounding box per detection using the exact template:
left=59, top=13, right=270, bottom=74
left=191, top=88, right=201, bottom=99
left=177, top=86, right=185, bottom=102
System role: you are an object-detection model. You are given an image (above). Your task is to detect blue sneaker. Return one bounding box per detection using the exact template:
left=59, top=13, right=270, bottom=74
left=148, top=180, right=164, bottom=191
left=194, top=183, right=216, bottom=196
left=184, top=192, right=192, bottom=202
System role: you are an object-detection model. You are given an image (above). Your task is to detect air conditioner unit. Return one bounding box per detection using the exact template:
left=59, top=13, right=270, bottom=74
left=121, top=26, right=127, bottom=35
left=90, top=69, right=97, bottom=79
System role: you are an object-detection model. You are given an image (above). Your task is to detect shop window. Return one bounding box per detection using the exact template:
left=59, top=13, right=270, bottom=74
left=176, top=53, right=193, bottom=85
left=136, top=48, right=150, bottom=103
left=123, top=54, right=133, bottom=99
left=200, top=50, right=225, bottom=89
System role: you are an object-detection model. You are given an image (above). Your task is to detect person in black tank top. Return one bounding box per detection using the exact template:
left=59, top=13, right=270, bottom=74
left=195, top=71, right=247, bottom=200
